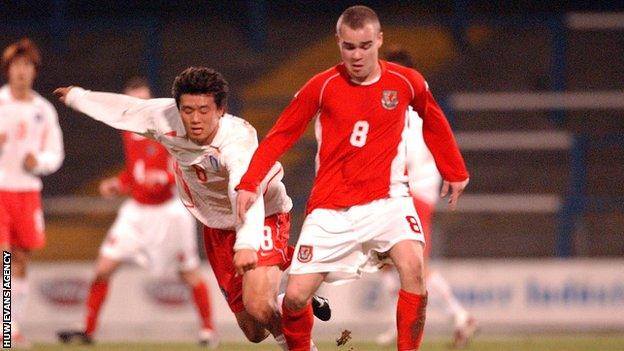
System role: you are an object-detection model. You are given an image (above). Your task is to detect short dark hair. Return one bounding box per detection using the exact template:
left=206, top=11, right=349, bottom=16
left=337, top=5, right=380, bottom=33
left=171, top=67, right=229, bottom=109
left=124, top=76, right=151, bottom=92
left=2, top=38, right=41, bottom=77
left=384, top=48, right=415, bottom=68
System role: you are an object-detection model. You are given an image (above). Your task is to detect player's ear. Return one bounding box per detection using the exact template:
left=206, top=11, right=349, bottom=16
left=377, top=31, right=384, bottom=48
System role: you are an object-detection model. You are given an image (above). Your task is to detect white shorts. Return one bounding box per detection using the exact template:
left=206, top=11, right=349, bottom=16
left=290, top=197, right=425, bottom=284
left=100, top=198, right=199, bottom=276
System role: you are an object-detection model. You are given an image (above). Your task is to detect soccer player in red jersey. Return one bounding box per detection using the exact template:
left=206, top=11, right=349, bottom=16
left=236, top=6, right=469, bottom=351
left=374, top=48, right=478, bottom=349
left=0, top=38, right=65, bottom=348
left=57, top=78, right=217, bottom=347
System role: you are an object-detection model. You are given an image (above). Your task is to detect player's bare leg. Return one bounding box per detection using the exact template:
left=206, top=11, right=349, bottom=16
left=282, top=272, right=326, bottom=351
left=179, top=268, right=218, bottom=348
left=86, top=256, right=121, bottom=335
left=279, top=259, right=332, bottom=323
left=239, top=265, right=288, bottom=347
left=57, top=255, right=121, bottom=344
left=234, top=310, right=271, bottom=342
left=92, top=255, right=122, bottom=282
left=389, top=240, right=428, bottom=351
left=10, top=247, right=31, bottom=348
left=230, top=265, right=292, bottom=349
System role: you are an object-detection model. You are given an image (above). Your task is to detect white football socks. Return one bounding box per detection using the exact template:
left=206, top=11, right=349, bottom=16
left=427, top=271, right=468, bottom=326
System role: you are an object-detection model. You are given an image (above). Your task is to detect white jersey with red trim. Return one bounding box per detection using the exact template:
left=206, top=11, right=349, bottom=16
left=405, top=107, right=442, bottom=205
left=0, top=85, right=64, bottom=191
left=64, top=88, right=292, bottom=251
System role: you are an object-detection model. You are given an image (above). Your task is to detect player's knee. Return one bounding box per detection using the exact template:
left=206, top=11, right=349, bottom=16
left=395, top=255, right=424, bottom=277
left=395, top=258, right=425, bottom=287
left=240, top=325, right=270, bottom=343
left=245, top=333, right=267, bottom=344
left=244, top=299, right=276, bottom=325
left=283, top=292, right=310, bottom=312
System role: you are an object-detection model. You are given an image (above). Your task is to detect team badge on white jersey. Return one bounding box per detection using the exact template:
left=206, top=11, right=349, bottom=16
left=208, top=155, right=220, bottom=171
left=381, top=90, right=398, bottom=110
left=297, top=245, right=313, bottom=263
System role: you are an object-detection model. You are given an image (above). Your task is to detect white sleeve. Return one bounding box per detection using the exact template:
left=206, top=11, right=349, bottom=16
left=32, top=104, right=64, bottom=175
left=223, top=129, right=263, bottom=252
left=65, top=87, right=170, bottom=136
left=406, top=108, right=442, bottom=204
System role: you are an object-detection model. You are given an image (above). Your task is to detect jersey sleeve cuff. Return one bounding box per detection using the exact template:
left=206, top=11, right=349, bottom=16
left=65, top=87, right=88, bottom=107
left=233, top=243, right=258, bottom=252
left=442, top=172, right=469, bottom=182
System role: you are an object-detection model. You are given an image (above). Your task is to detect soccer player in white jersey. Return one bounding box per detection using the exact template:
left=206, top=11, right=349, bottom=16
left=54, top=67, right=328, bottom=350
left=373, top=48, right=477, bottom=349
left=57, top=78, right=217, bottom=347
left=236, top=6, right=469, bottom=351
left=0, top=38, right=65, bottom=347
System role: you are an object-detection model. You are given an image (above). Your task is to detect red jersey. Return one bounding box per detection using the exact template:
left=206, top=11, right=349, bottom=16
left=238, top=61, right=468, bottom=213
left=117, top=131, right=175, bottom=205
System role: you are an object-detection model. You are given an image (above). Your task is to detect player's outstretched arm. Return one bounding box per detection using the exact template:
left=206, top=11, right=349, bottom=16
left=223, top=135, right=265, bottom=276
left=440, top=178, right=469, bottom=210
left=54, top=86, right=167, bottom=136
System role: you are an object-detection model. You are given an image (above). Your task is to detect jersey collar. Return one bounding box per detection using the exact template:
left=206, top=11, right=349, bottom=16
left=208, top=114, right=228, bottom=149
left=346, top=60, right=385, bottom=86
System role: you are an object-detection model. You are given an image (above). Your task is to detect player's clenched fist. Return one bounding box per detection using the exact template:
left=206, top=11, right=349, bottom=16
left=233, top=248, right=258, bottom=276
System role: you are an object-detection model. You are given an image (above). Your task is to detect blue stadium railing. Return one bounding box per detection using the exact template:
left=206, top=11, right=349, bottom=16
left=446, top=10, right=623, bottom=257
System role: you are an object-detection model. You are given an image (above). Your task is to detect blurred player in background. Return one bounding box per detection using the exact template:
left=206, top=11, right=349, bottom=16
left=0, top=38, right=64, bottom=348
left=374, top=47, right=478, bottom=349
left=54, top=67, right=329, bottom=350
left=236, top=5, right=469, bottom=351
left=57, top=77, right=217, bottom=347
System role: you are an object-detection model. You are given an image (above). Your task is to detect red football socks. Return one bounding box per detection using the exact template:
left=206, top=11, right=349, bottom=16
left=282, top=301, right=313, bottom=351
left=192, top=281, right=214, bottom=330
left=85, top=281, right=109, bottom=335
left=397, top=289, right=428, bottom=350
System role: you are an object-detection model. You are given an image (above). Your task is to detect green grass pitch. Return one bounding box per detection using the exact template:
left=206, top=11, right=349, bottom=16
left=29, top=335, right=624, bottom=350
